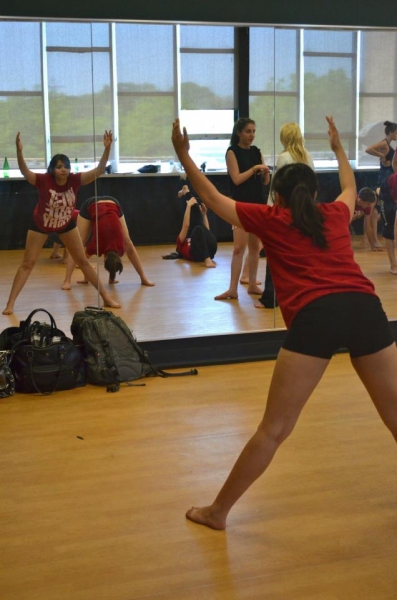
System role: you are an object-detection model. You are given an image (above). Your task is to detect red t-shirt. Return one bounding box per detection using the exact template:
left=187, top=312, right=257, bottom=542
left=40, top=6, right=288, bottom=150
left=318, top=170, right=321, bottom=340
left=354, top=202, right=372, bottom=216
left=386, top=172, right=397, bottom=202
left=176, top=236, right=193, bottom=260
left=236, top=201, right=376, bottom=328
left=34, top=172, right=82, bottom=233
left=86, top=202, right=125, bottom=257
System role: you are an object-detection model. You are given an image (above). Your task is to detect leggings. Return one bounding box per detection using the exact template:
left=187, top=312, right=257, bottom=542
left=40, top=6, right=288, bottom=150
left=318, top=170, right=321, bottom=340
left=188, top=204, right=217, bottom=261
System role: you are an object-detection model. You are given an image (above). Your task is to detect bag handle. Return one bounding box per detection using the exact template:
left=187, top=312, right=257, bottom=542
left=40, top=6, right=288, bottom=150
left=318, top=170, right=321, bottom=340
left=21, top=309, right=57, bottom=338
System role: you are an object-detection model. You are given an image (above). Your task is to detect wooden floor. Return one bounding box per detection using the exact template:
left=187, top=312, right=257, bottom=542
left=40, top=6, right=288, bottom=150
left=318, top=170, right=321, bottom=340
left=0, top=235, right=396, bottom=342
left=1, top=355, right=397, bottom=599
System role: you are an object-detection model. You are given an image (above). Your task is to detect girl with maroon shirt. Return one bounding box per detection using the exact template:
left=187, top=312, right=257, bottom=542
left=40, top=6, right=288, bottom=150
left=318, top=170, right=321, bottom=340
left=172, top=116, right=397, bottom=531
left=61, top=196, right=154, bottom=288
left=2, top=131, right=120, bottom=315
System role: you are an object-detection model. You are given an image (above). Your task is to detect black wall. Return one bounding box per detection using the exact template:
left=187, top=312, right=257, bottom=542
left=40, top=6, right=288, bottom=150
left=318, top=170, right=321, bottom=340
left=5, top=0, right=397, bottom=28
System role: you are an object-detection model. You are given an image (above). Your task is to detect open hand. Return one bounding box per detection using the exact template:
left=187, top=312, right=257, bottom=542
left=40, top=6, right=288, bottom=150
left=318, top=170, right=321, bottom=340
left=326, top=116, right=342, bottom=153
left=15, top=132, right=23, bottom=152
left=103, top=130, right=113, bottom=148
left=172, top=119, right=190, bottom=157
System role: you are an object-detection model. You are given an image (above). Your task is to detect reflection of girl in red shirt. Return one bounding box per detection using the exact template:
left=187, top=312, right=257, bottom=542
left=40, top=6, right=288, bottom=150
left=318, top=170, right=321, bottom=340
left=61, top=196, right=154, bottom=288
left=2, top=131, right=120, bottom=315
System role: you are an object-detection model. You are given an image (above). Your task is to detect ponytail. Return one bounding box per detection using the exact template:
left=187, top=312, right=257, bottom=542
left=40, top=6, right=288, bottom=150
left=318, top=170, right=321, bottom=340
left=272, top=163, right=328, bottom=250
left=289, top=184, right=328, bottom=249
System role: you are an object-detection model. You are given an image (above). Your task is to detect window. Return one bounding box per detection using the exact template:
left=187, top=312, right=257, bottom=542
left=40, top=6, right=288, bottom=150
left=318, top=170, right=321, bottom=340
left=1, top=19, right=397, bottom=173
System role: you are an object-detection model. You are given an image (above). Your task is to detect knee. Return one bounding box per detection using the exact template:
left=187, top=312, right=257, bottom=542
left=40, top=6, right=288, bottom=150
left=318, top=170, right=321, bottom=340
left=20, top=259, right=36, bottom=272
left=232, top=245, right=246, bottom=258
left=258, top=420, right=295, bottom=447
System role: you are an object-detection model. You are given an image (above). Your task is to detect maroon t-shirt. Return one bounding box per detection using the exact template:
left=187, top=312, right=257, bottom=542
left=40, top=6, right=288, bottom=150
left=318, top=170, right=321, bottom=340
left=236, top=200, right=376, bottom=328
left=33, top=172, right=82, bottom=232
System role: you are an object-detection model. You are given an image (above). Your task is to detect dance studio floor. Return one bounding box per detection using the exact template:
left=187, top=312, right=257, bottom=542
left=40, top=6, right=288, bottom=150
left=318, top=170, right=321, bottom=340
left=0, top=236, right=396, bottom=343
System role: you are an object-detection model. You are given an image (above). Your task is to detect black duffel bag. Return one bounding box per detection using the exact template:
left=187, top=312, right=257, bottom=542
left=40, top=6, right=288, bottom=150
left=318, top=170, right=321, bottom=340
left=0, top=308, right=86, bottom=395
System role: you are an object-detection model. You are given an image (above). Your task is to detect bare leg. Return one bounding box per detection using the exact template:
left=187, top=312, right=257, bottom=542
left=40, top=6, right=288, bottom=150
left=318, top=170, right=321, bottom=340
left=2, top=230, right=47, bottom=315
left=384, top=238, right=397, bottom=273
left=186, top=349, right=330, bottom=529
left=62, top=214, right=92, bottom=289
left=351, top=343, right=397, bottom=442
left=215, top=228, right=248, bottom=300
left=246, top=233, right=263, bottom=295
left=60, top=229, right=121, bottom=308
left=61, top=252, right=78, bottom=290
left=50, top=242, right=62, bottom=259
left=120, top=217, right=155, bottom=286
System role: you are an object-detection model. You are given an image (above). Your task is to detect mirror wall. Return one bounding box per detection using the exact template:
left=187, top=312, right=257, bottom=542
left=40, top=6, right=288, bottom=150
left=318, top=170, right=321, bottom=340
left=1, top=18, right=397, bottom=338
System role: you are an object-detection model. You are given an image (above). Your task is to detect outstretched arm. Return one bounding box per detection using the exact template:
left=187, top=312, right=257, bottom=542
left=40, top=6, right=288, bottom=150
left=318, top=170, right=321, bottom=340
left=200, top=203, right=211, bottom=230
left=15, top=132, right=36, bottom=185
left=326, top=116, right=356, bottom=220
left=80, top=130, right=112, bottom=185
left=178, top=197, right=196, bottom=242
left=172, top=119, right=242, bottom=228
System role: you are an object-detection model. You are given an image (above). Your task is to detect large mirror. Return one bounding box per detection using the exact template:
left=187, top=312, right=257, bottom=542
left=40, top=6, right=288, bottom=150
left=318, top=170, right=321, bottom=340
left=0, top=17, right=396, bottom=342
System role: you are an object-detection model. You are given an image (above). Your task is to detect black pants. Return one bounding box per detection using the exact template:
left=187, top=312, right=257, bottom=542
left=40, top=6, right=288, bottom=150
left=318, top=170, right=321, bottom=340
left=188, top=205, right=217, bottom=261
left=258, top=262, right=278, bottom=308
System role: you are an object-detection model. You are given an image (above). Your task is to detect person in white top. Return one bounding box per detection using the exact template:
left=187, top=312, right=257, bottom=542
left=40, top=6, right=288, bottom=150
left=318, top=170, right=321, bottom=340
left=256, top=123, right=314, bottom=308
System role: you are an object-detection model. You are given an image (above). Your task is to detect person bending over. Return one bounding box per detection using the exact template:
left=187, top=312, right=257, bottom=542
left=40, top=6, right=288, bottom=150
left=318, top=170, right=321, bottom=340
left=2, top=131, right=120, bottom=315
left=171, top=115, right=397, bottom=531
left=61, top=196, right=155, bottom=289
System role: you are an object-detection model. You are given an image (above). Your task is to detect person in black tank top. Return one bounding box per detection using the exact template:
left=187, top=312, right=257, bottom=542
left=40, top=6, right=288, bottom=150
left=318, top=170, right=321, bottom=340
left=365, top=120, right=397, bottom=185
left=214, top=117, right=270, bottom=301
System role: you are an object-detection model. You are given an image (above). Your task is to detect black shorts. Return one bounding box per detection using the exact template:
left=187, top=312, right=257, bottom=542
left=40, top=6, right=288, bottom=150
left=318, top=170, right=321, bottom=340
left=29, top=218, right=76, bottom=235
left=79, top=196, right=123, bottom=219
left=283, top=293, right=394, bottom=359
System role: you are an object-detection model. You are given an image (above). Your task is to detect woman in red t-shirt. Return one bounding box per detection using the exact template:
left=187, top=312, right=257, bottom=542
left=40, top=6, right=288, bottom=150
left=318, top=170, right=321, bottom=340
left=61, top=196, right=154, bottom=289
left=2, top=131, right=120, bottom=315
left=172, top=116, right=397, bottom=531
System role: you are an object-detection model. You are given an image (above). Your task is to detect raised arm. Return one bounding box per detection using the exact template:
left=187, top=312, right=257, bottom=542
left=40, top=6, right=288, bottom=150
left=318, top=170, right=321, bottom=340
left=15, top=132, right=36, bottom=185
left=80, top=130, right=112, bottom=185
left=326, top=116, right=356, bottom=220
left=200, top=203, right=211, bottom=230
left=172, top=120, right=242, bottom=228
left=178, top=198, right=195, bottom=243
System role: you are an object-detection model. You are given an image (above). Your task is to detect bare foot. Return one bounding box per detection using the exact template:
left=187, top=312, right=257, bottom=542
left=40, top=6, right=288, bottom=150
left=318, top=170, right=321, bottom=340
left=50, top=253, right=61, bottom=259
left=178, top=185, right=190, bottom=198
left=214, top=290, right=238, bottom=300
left=61, top=282, right=71, bottom=290
left=2, top=307, right=13, bottom=315
left=204, top=258, right=216, bottom=268
left=109, top=279, right=119, bottom=284
left=390, top=268, right=397, bottom=275
left=141, top=279, right=156, bottom=286
left=185, top=506, right=226, bottom=530
left=254, top=299, right=265, bottom=308
left=247, top=285, right=263, bottom=295
left=104, top=298, right=121, bottom=309
left=372, top=246, right=385, bottom=252
left=240, top=278, right=260, bottom=285
left=77, top=279, right=89, bottom=285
